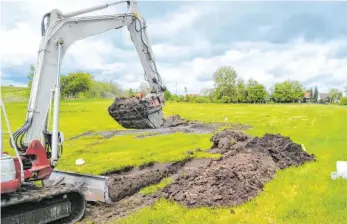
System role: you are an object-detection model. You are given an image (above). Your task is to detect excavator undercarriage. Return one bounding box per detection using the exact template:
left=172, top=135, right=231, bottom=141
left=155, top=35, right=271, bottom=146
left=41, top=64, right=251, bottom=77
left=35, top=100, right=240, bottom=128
left=1, top=183, right=86, bottom=224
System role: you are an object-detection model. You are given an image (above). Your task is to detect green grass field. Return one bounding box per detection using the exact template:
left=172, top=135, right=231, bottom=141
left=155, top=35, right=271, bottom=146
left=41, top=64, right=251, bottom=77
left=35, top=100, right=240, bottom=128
left=2, top=87, right=347, bottom=223
left=1, top=86, right=28, bottom=102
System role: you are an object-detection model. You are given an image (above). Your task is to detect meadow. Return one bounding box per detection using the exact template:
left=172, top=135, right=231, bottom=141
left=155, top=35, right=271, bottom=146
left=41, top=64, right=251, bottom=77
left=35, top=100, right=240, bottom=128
left=2, top=93, right=347, bottom=223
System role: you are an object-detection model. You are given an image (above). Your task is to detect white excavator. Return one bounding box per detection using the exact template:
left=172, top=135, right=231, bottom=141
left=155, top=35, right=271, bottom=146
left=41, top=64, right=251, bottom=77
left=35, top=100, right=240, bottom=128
left=1, top=1, right=165, bottom=223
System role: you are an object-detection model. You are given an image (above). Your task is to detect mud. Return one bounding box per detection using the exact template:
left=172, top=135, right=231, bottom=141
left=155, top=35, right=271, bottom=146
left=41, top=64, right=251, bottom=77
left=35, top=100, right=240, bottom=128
left=163, top=129, right=316, bottom=208
left=84, top=193, right=158, bottom=223
left=70, top=115, right=240, bottom=140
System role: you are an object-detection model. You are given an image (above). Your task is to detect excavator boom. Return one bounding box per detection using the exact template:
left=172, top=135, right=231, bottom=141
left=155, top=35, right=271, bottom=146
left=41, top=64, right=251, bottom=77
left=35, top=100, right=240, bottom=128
left=1, top=1, right=165, bottom=223
left=13, top=0, right=165, bottom=166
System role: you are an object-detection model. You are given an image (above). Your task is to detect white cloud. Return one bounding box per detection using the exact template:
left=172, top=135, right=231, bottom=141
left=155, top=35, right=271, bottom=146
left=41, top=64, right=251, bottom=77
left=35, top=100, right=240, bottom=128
left=0, top=23, right=40, bottom=66
left=147, top=7, right=202, bottom=40
left=152, top=40, right=210, bottom=60
left=1, top=1, right=347, bottom=96
left=153, top=39, right=347, bottom=94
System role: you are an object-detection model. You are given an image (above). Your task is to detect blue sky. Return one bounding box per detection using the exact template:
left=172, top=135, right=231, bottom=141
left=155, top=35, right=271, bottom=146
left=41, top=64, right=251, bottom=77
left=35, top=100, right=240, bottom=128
left=1, top=0, right=347, bottom=95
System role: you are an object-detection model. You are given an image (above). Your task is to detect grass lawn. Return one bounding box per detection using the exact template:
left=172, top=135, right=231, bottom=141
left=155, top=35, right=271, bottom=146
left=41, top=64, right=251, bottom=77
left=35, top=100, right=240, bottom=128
left=1, top=86, right=28, bottom=102
left=2, top=97, right=347, bottom=223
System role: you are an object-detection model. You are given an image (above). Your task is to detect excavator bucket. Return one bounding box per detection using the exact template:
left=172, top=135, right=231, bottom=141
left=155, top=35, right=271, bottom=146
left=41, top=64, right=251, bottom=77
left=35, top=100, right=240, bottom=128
left=43, top=170, right=111, bottom=203
left=108, top=95, right=165, bottom=129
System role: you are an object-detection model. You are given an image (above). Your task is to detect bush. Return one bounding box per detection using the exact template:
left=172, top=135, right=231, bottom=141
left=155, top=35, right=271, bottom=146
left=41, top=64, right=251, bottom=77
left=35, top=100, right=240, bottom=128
left=340, top=97, right=347, bottom=105
left=218, top=96, right=231, bottom=103
left=169, top=95, right=184, bottom=102
left=164, top=90, right=171, bottom=101
left=193, top=97, right=211, bottom=103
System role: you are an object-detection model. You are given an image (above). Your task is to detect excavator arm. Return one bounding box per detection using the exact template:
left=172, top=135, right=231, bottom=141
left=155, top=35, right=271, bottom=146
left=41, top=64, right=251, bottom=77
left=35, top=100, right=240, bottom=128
left=13, top=0, right=165, bottom=166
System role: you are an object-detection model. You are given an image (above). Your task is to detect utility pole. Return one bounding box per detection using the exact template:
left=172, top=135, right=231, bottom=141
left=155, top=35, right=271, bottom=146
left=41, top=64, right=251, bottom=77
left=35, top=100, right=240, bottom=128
left=176, top=81, right=178, bottom=95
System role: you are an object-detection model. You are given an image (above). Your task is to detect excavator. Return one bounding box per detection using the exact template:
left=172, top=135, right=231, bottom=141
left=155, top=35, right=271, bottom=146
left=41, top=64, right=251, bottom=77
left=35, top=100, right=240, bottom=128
left=1, top=1, right=165, bottom=223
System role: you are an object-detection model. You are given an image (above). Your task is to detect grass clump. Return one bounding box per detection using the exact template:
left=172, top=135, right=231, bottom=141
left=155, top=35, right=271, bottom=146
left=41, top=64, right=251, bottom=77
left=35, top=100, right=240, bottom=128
left=140, top=177, right=173, bottom=195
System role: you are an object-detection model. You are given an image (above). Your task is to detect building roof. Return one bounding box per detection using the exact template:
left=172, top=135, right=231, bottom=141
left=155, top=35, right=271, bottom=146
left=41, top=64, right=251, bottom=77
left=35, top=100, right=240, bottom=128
left=319, top=93, right=329, bottom=99
left=185, top=94, right=200, bottom=97
left=304, top=92, right=311, bottom=98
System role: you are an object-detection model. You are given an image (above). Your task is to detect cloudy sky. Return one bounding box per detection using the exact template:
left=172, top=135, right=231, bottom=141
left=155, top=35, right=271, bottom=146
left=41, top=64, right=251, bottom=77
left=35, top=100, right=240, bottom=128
left=1, top=0, right=347, bottom=95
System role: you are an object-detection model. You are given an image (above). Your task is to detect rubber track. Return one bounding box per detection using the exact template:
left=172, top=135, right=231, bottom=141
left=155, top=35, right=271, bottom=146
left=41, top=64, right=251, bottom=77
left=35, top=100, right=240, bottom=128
left=1, top=183, right=86, bottom=223
left=2, top=183, right=82, bottom=207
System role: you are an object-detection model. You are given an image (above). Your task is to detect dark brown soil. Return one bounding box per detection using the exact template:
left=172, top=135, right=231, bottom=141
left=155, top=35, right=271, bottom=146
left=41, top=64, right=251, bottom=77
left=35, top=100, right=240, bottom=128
left=106, top=160, right=186, bottom=202
left=162, top=115, right=189, bottom=127
left=164, top=152, right=278, bottom=207
left=163, top=129, right=316, bottom=208
left=108, top=96, right=164, bottom=129
left=245, top=134, right=315, bottom=169
left=83, top=159, right=212, bottom=223
left=84, top=193, right=159, bottom=223
left=82, top=129, right=316, bottom=222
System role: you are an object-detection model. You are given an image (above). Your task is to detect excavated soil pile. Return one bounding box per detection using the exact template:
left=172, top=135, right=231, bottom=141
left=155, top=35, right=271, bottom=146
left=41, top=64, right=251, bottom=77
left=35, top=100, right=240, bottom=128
left=162, top=115, right=189, bottom=127
left=246, top=134, right=316, bottom=169
left=163, top=129, right=315, bottom=208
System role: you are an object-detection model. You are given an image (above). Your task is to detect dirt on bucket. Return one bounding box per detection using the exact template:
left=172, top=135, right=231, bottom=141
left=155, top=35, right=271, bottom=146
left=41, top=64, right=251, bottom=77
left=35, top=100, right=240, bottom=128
left=163, top=129, right=316, bottom=208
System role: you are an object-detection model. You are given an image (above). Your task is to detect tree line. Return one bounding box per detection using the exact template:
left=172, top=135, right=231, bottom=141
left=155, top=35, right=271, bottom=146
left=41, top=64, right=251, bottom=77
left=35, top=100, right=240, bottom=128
left=26, top=65, right=346, bottom=105
left=165, top=66, right=347, bottom=105
left=26, top=65, right=125, bottom=99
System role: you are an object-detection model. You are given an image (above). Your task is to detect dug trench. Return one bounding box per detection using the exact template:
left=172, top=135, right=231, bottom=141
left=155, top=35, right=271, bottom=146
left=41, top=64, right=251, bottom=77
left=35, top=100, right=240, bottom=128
left=70, top=114, right=250, bottom=140
left=82, top=129, right=316, bottom=223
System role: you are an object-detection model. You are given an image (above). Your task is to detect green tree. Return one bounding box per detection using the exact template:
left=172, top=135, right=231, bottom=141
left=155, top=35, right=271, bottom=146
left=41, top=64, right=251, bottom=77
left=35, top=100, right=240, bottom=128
left=86, top=80, right=123, bottom=98
left=313, top=86, right=319, bottom=103
left=27, top=65, right=35, bottom=88
left=219, top=96, right=231, bottom=103
left=128, top=88, right=134, bottom=97
left=291, top=80, right=305, bottom=102
left=247, top=79, right=267, bottom=103
left=236, top=78, right=247, bottom=103
left=200, top=88, right=211, bottom=96
left=212, top=66, right=238, bottom=102
left=309, top=88, right=313, bottom=100
left=340, top=97, right=347, bottom=105
left=272, top=81, right=293, bottom=103
left=164, top=90, right=171, bottom=101
left=329, top=88, right=343, bottom=102
left=272, top=80, right=304, bottom=103
left=26, top=65, right=35, bottom=96
left=61, top=72, right=93, bottom=98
